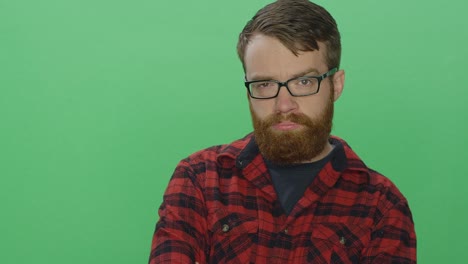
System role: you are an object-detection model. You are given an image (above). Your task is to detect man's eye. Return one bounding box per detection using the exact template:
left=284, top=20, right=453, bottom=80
left=254, top=82, right=274, bottom=88
left=294, top=78, right=318, bottom=88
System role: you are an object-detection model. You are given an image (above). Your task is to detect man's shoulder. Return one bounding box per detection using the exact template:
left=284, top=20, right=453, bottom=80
left=334, top=136, right=408, bottom=202
left=182, top=133, right=254, bottom=166
left=366, top=168, right=399, bottom=189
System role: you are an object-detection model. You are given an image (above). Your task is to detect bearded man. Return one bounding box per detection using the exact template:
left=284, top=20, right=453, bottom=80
left=149, top=1, right=416, bottom=263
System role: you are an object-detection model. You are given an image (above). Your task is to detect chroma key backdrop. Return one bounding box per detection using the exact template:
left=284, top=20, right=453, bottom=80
left=1, top=0, right=467, bottom=263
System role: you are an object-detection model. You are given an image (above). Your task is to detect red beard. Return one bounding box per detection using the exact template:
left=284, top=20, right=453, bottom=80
left=250, top=94, right=334, bottom=165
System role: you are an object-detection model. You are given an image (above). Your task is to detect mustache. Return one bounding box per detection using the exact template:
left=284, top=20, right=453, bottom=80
left=264, top=113, right=312, bottom=126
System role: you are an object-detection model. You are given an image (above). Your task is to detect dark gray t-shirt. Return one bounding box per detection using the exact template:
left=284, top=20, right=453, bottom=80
left=266, top=147, right=336, bottom=215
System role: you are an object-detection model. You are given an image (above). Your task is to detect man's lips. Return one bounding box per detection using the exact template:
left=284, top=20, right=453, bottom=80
left=272, top=121, right=302, bottom=131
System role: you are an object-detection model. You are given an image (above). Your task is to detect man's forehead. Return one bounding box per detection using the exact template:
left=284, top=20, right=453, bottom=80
left=244, top=35, right=327, bottom=77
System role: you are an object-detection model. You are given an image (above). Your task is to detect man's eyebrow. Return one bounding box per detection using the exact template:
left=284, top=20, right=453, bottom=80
left=290, top=68, right=320, bottom=79
left=249, top=67, right=320, bottom=81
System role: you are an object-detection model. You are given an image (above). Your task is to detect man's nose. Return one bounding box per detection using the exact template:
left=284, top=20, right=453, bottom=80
left=274, top=85, right=297, bottom=114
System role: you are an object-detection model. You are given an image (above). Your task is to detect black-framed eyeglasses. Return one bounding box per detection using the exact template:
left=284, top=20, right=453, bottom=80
left=244, top=67, right=338, bottom=99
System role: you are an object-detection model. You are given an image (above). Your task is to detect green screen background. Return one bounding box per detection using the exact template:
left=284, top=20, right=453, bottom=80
left=1, top=0, right=466, bottom=263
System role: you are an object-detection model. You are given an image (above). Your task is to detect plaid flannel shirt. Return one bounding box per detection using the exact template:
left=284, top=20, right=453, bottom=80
left=149, top=134, right=416, bottom=263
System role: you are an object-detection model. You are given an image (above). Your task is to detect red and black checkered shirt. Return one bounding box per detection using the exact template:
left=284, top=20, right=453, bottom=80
left=149, top=134, right=416, bottom=263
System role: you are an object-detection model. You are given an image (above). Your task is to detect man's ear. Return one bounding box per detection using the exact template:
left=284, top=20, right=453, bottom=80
left=332, top=69, right=345, bottom=102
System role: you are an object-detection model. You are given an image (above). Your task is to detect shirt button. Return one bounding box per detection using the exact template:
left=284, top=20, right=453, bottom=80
left=283, top=228, right=288, bottom=234
left=222, top=224, right=230, bottom=233
left=340, top=236, right=346, bottom=245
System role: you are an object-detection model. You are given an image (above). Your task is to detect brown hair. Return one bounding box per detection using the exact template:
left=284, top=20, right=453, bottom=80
left=237, top=0, right=341, bottom=71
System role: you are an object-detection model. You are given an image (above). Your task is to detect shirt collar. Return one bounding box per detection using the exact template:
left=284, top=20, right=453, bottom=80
left=216, top=133, right=368, bottom=173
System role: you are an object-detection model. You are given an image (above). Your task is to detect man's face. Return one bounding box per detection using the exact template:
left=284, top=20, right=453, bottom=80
left=243, top=34, right=344, bottom=165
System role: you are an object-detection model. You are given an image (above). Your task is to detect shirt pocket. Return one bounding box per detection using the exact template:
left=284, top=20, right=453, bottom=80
left=207, top=208, right=259, bottom=264
left=308, top=223, right=370, bottom=264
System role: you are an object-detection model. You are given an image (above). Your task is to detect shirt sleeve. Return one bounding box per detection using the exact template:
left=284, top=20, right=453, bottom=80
left=149, top=160, right=208, bottom=264
left=360, top=200, right=417, bottom=263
